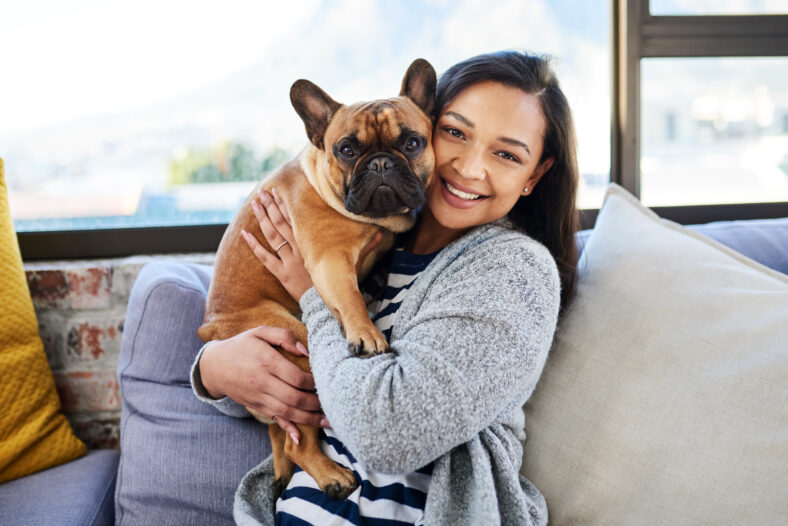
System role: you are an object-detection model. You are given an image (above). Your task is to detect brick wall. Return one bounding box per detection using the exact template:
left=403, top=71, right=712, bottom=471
left=25, top=253, right=215, bottom=449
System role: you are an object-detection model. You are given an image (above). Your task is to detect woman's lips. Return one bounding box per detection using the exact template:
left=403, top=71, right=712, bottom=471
left=438, top=176, right=489, bottom=209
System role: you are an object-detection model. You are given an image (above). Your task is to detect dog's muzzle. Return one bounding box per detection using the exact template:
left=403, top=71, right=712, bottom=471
left=344, top=154, right=426, bottom=218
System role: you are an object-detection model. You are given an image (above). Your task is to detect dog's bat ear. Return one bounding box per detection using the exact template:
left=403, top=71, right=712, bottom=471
left=290, top=80, right=342, bottom=150
left=400, top=58, right=437, bottom=120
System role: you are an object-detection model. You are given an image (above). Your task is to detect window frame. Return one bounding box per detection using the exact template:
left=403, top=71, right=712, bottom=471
left=613, top=0, right=788, bottom=196
left=16, top=0, right=788, bottom=260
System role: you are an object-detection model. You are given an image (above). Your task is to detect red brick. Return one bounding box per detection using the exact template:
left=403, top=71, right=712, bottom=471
left=68, top=268, right=112, bottom=309
left=26, top=270, right=69, bottom=308
left=66, top=320, right=123, bottom=361
left=27, top=267, right=112, bottom=310
left=53, top=371, right=120, bottom=413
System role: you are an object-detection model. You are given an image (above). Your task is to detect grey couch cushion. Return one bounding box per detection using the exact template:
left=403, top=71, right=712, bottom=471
left=690, top=218, right=788, bottom=275
left=0, top=449, right=119, bottom=526
left=115, top=262, right=271, bottom=526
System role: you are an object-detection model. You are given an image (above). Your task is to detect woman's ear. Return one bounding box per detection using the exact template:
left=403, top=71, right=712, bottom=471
left=522, top=157, right=554, bottom=195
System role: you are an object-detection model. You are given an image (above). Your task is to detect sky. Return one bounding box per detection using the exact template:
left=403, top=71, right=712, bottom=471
left=0, top=0, right=608, bottom=134
left=0, top=0, right=784, bottom=217
left=0, top=0, right=319, bottom=133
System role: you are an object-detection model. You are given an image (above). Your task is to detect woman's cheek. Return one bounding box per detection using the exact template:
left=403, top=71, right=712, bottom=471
left=433, top=135, right=459, bottom=163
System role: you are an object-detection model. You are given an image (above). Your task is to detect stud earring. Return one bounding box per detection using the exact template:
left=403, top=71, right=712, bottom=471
left=523, top=186, right=529, bottom=193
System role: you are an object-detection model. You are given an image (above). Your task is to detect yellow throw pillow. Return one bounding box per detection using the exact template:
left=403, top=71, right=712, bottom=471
left=0, top=158, right=86, bottom=483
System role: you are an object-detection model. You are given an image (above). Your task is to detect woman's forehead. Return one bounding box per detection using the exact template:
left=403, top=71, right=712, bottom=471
left=440, top=81, right=546, bottom=139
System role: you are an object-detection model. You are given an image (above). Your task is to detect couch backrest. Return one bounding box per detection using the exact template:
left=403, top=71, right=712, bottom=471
left=576, top=217, right=788, bottom=275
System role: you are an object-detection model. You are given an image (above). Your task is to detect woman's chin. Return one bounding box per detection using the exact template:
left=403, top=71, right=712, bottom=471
left=428, top=202, right=477, bottom=232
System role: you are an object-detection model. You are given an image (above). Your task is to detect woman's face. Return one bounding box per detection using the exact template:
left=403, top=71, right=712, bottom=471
left=426, top=81, right=553, bottom=232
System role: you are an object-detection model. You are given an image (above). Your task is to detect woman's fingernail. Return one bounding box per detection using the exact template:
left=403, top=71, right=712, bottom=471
left=259, top=190, right=270, bottom=203
left=320, top=418, right=330, bottom=428
left=290, top=432, right=299, bottom=446
left=272, top=188, right=282, bottom=203
left=296, top=342, right=309, bottom=356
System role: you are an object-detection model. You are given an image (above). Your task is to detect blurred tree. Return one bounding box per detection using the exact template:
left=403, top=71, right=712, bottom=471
left=168, top=142, right=292, bottom=184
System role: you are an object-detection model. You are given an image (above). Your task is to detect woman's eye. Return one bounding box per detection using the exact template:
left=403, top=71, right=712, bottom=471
left=404, top=136, right=421, bottom=152
left=497, top=151, right=520, bottom=163
left=444, top=127, right=464, bottom=139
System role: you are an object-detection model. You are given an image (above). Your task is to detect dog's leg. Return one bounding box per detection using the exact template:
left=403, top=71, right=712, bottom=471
left=284, top=425, right=359, bottom=500
left=268, top=424, right=296, bottom=500
left=313, top=264, right=389, bottom=358
left=309, top=258, right=389, bottom=357
left=293, top=214, right=390, bottom=357
left=276, top=338, right=359, bottom=500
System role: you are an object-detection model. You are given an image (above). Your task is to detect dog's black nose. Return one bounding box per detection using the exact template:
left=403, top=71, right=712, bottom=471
left=366, top=156, right=394, bottom=174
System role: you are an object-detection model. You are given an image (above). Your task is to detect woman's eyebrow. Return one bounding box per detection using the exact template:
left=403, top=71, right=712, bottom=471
left=444, top=111, right=474, bottom=128
left=498, top=136, right=531, bottom=155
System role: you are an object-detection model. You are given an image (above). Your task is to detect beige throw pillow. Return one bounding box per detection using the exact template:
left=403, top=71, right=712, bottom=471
left=522, top=184, right=788, bottom=525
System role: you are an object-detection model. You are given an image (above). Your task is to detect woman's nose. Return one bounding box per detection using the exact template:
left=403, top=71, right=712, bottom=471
left=453, top=145, right=486, bottom=180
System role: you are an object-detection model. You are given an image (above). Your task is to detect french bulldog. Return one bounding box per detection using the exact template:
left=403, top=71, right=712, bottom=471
left=198, top=58, right=436, bottom=499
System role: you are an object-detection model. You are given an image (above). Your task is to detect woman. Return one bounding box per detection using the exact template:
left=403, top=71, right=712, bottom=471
left=194, top=50, right=579, bottom=525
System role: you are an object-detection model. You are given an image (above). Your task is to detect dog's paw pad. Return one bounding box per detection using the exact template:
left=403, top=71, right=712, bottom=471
left=348, top=342, right=364, bottom=356
left=323, top=480, right=358, bottom=500
left=347, top=340, right=389, bottom=358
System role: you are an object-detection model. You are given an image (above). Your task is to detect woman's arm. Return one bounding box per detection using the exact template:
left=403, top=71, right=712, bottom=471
left=302, top=237, right=561, bottom=473
left=191, top=326, right=326, bottom=437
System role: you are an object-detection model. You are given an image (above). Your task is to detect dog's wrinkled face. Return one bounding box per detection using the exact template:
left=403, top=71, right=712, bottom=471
left=325, top=98, right=434, bottom=217
left=291, top=59, right=436, bottom=220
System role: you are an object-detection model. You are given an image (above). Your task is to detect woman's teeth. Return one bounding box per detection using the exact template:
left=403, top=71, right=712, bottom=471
left=445, top=180, right=483, bottom=200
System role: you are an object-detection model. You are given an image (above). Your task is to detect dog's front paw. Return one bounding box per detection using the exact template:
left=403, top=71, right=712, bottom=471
left=320, top=466, right=359, bottom=500
left=346, top=324, right=389, bottom=358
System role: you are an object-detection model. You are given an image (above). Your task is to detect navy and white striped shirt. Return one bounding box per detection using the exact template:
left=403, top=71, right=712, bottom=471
left=276, top=246, right=439, bottom=526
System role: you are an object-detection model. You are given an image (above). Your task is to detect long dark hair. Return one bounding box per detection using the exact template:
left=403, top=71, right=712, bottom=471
left=436, top=51, right=580, bottom=312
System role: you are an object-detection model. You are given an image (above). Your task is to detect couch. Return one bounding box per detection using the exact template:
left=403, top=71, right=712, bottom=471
left=1, top=189, right=786, bottom=525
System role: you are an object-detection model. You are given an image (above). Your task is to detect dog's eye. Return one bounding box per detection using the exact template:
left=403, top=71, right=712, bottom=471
left=339, top=144, right=355, bottom=158
left=404, top=136, right=422, bottom=152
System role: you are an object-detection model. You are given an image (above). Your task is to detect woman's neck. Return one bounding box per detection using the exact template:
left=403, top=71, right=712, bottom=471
left=406, top=208, right=471, bottom=255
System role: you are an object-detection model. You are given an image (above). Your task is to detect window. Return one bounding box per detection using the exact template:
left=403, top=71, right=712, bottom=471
left=641, top=57, right=788, bottom=206
left=614, top=0, right=788, bottom=221
left=5, top=1, right=787, bottom=258
left=650, top=0, right=787, bottom=16
left=2, top=0, right=610, bottom=259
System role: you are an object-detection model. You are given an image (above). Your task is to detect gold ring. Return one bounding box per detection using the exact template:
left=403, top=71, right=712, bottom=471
left=273, top=240, right=289, bottom=253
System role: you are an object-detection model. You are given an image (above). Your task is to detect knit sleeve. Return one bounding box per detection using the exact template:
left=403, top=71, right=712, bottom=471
left=300, top=236, right=561, bottom=473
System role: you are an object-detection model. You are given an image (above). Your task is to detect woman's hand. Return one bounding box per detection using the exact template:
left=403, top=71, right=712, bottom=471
left=242, top=187, right=386, bottom=301
left=242, top=188, right=313, bottom=302
left=199, top=325, right=328, bottom=443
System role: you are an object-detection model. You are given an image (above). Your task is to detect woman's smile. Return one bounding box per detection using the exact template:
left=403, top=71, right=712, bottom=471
left=439, top=176, right=490, bottom=208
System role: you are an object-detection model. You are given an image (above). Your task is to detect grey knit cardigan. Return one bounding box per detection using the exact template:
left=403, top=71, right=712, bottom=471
left=195, top=219, right=561, bottom=525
